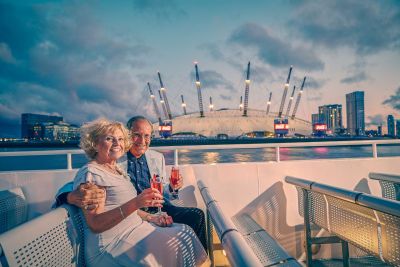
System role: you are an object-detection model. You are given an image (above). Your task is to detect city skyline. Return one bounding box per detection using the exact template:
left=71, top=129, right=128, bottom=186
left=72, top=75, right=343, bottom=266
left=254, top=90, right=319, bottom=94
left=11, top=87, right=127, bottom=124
left=0, top=0, right=400, bottom=137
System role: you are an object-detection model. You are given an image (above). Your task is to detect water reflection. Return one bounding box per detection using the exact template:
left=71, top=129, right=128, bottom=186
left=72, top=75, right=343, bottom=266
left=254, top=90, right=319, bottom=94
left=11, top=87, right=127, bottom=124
left=161, top=145, right=390, bottom=165
left=1, top=145, right=400, bottom=171
left=313, top=147, right=329, bottom=154
left=203, top=151, right=220, bottom=164
left=233, top=153, right=252, bottom=162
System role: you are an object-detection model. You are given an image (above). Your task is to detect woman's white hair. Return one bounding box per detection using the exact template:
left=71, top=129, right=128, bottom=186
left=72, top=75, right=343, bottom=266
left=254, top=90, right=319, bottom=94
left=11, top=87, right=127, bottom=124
left=80, top=118, right=132, bottom=159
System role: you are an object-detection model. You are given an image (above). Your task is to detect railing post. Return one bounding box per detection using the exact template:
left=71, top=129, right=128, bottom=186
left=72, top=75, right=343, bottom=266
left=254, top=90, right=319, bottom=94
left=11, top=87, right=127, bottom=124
left=67, top=153, right=72, bottom=170
left=372, top=143, right=378, bottom=158
left=276, top=146, right=280, bottom=162
left=174, top=149, right=179, bottom=166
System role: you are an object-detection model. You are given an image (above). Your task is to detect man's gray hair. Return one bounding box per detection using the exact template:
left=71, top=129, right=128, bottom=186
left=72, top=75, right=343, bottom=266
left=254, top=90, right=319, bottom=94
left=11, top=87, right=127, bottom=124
left=126, top=115, right=153, bottom=132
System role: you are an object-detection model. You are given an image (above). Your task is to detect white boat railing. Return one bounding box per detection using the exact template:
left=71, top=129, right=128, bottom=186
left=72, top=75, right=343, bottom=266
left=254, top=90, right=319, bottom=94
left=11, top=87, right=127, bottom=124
left=1, top=139, right=400, bottom=170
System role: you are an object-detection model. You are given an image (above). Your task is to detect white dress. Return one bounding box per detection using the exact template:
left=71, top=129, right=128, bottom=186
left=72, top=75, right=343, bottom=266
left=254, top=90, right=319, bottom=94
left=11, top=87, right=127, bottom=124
left=73, top=163, right=209, bottom=267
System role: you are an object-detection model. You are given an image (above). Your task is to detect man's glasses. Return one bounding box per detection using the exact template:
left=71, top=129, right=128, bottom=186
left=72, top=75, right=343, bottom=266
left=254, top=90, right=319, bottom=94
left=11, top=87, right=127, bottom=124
left=131, top=132, right=151, bottom=140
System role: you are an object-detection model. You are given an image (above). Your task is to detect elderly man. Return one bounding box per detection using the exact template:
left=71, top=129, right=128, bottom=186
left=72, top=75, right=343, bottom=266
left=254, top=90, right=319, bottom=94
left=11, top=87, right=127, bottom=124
left=55, top=116, right=207, bottom=249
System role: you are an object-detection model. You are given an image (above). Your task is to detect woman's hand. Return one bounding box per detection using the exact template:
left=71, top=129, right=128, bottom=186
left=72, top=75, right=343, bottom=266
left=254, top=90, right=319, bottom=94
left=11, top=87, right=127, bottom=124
left=136, top=188, right=164, bottom=208
left=147, top=213, right=173, bottom=227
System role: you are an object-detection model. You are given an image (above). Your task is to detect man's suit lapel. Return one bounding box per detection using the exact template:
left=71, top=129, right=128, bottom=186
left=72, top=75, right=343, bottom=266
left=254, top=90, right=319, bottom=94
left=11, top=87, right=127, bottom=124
left=145, top=150, right=161, bottom=178
left=117, top=154, right=128, bottom=173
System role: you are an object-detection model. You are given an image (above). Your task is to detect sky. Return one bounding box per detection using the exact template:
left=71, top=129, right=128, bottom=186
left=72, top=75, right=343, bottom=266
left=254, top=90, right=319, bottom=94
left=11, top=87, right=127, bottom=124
left=0, top=0, right=399, bottom=137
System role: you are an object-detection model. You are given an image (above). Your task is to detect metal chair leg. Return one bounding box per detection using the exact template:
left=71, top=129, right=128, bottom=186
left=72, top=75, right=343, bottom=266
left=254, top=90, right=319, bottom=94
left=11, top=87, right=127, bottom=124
left=303, top=189, right=313, bottom=266
left=341, top=240, right=350, bottom=267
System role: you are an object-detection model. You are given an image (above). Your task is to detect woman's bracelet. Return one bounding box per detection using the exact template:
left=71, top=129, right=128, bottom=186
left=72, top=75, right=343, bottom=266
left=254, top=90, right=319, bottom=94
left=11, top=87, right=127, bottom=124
left=119, top=206, right=125, bottom=220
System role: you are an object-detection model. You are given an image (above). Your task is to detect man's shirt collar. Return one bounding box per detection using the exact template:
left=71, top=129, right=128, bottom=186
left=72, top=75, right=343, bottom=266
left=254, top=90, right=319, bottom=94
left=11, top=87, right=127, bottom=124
left=127, top=150, right=145, bottom=161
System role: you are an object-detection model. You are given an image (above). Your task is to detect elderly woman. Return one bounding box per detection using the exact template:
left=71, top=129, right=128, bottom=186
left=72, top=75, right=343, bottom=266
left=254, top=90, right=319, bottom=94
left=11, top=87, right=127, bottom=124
left=73, top=118, right=209, bottom=267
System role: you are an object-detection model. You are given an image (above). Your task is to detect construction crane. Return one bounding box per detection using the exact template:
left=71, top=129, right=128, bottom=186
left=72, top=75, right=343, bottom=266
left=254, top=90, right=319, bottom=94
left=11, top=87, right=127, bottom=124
left=242, top=62, right=251, bottom=117
left=209, top=96, right=214, bottom=111
left=157, top=72, right=172, bottom=120
left=266, top=92, right=272, bottom=115
left=158, top=89, right=168, bottom=120
left=181, top=95, right=187, bottom=115
left=239, top=96, right=243, bottom=111
left=291, top=76, right=306, bottom=120
left=147, top=82, right=163, bottom=125
left=278, top=66, right=293, bottom=118
left=285, top=85, right=296, bottom=118
left=194, top=62, right=205, bottom=117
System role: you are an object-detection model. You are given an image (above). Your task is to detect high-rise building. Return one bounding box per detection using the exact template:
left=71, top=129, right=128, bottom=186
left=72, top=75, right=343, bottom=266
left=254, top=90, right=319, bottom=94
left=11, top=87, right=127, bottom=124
left=312, top=113, right=323, bottom=125
left=387, top=115, right=395, bottom=137
left=21, top=113, right=63, bottom=139
left=346, top=91, right=365, bottom=136
left=318, top=104, right=343, bottom=134
left=377, top=125, right=382, bottom=136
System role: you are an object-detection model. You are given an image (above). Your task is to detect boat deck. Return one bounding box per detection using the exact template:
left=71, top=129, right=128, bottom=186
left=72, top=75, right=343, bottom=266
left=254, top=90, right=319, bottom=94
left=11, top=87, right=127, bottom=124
left=1, top=140, right=400, bottom=266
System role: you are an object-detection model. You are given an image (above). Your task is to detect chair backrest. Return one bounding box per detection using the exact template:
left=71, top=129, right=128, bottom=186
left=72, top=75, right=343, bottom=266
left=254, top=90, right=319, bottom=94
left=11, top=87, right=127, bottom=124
left=369, top=172, right=400, bottom=200
left=63, top=204, right=86, bottom=267
left=0, top=187, right=28, bottom=234
left=0, top=206, right=82, bottom=267
left=286, top=176, right=400, bottom=266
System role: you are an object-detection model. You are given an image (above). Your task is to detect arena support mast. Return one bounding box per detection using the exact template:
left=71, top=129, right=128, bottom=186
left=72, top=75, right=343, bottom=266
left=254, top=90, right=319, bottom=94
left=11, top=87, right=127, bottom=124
left=278, top=66, right=293, bottom=118
left=194, top=62, right=205, bottom=117
left=147, top=82, right=163, bottom=124
left=291, top=76, right=306, bottom=120
left=242, top=62, right=251, bottom=117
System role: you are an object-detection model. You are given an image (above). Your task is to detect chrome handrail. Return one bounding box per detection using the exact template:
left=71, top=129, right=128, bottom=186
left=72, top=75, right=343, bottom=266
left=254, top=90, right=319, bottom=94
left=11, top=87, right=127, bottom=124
left=369, top=172, right=400, bottom=184
left=285, top=176, right=400, bottom=217
left=197, top=180, right=262, bottom=267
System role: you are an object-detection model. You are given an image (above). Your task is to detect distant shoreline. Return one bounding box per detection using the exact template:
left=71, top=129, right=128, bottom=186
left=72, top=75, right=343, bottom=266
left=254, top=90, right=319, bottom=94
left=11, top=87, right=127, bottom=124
left=0, top=136, right=394, bottom=149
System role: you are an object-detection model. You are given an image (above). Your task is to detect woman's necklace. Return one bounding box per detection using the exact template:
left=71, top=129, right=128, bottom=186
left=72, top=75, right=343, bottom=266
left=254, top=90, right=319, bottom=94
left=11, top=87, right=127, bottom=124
left=103, top=163, right=120, bottom=175
left=92, top=161, right=119, bottom=174
left=92, top=161, right=130, bottom=180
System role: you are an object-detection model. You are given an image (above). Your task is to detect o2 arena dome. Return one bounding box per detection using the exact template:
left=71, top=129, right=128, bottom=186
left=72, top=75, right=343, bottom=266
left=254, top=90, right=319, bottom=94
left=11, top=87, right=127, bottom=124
left=153, top=109, right=311, bottom=138
left=148, top=63, right=312, bottom=138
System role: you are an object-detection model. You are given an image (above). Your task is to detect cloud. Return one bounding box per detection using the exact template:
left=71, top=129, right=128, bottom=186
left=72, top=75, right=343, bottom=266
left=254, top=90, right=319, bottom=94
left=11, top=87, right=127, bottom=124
left=250, top=64, right=272, bottom=84
left=228, top=23, right=324, bottom=71
left=0, top=2, right=155, bottom=136
left=341, top=71, right=368, bottom=84
left=219, top=94, right=232, bottom=101
left=199, top=43, right=274, bottom=84
left=199, top=43, right=225, bottom=61
left=291, top=76, right=325, bottom=91
left=198, top=43, right=249, bottom=73
left=190, top=69, right=235, bottom=91
left=383, top=87, right=400, bottom=110
left=131, top=0, right=187, bottom=20
left=307, top=94, right=322, bottom=102
left=290, top=0, right=400, bottom=55
left=366, top=114, right=385, bottom=127
left=0, top=43, right=17, bottom=64
left=0, top=2, right=44, bottom=59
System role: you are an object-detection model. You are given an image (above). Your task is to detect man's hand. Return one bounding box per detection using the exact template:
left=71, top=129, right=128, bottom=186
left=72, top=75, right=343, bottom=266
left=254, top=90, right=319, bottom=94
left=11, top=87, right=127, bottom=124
left=169, top=174, right=183, bottom=191
left=66, top=183, right=105, bottom=213
left=147, top=212, right=173, bottom=227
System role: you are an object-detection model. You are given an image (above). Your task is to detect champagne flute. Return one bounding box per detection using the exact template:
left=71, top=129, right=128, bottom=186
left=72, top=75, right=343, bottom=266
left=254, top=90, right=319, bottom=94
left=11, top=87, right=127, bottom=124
left=151, top=174, right=163, bottom=215
left=170, top=167, right=180, bottom=198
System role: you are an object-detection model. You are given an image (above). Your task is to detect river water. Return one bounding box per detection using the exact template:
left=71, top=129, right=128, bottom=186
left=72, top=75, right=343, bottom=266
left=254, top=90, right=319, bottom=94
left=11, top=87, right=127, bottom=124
left=1, top=144, right=399, bottom=172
